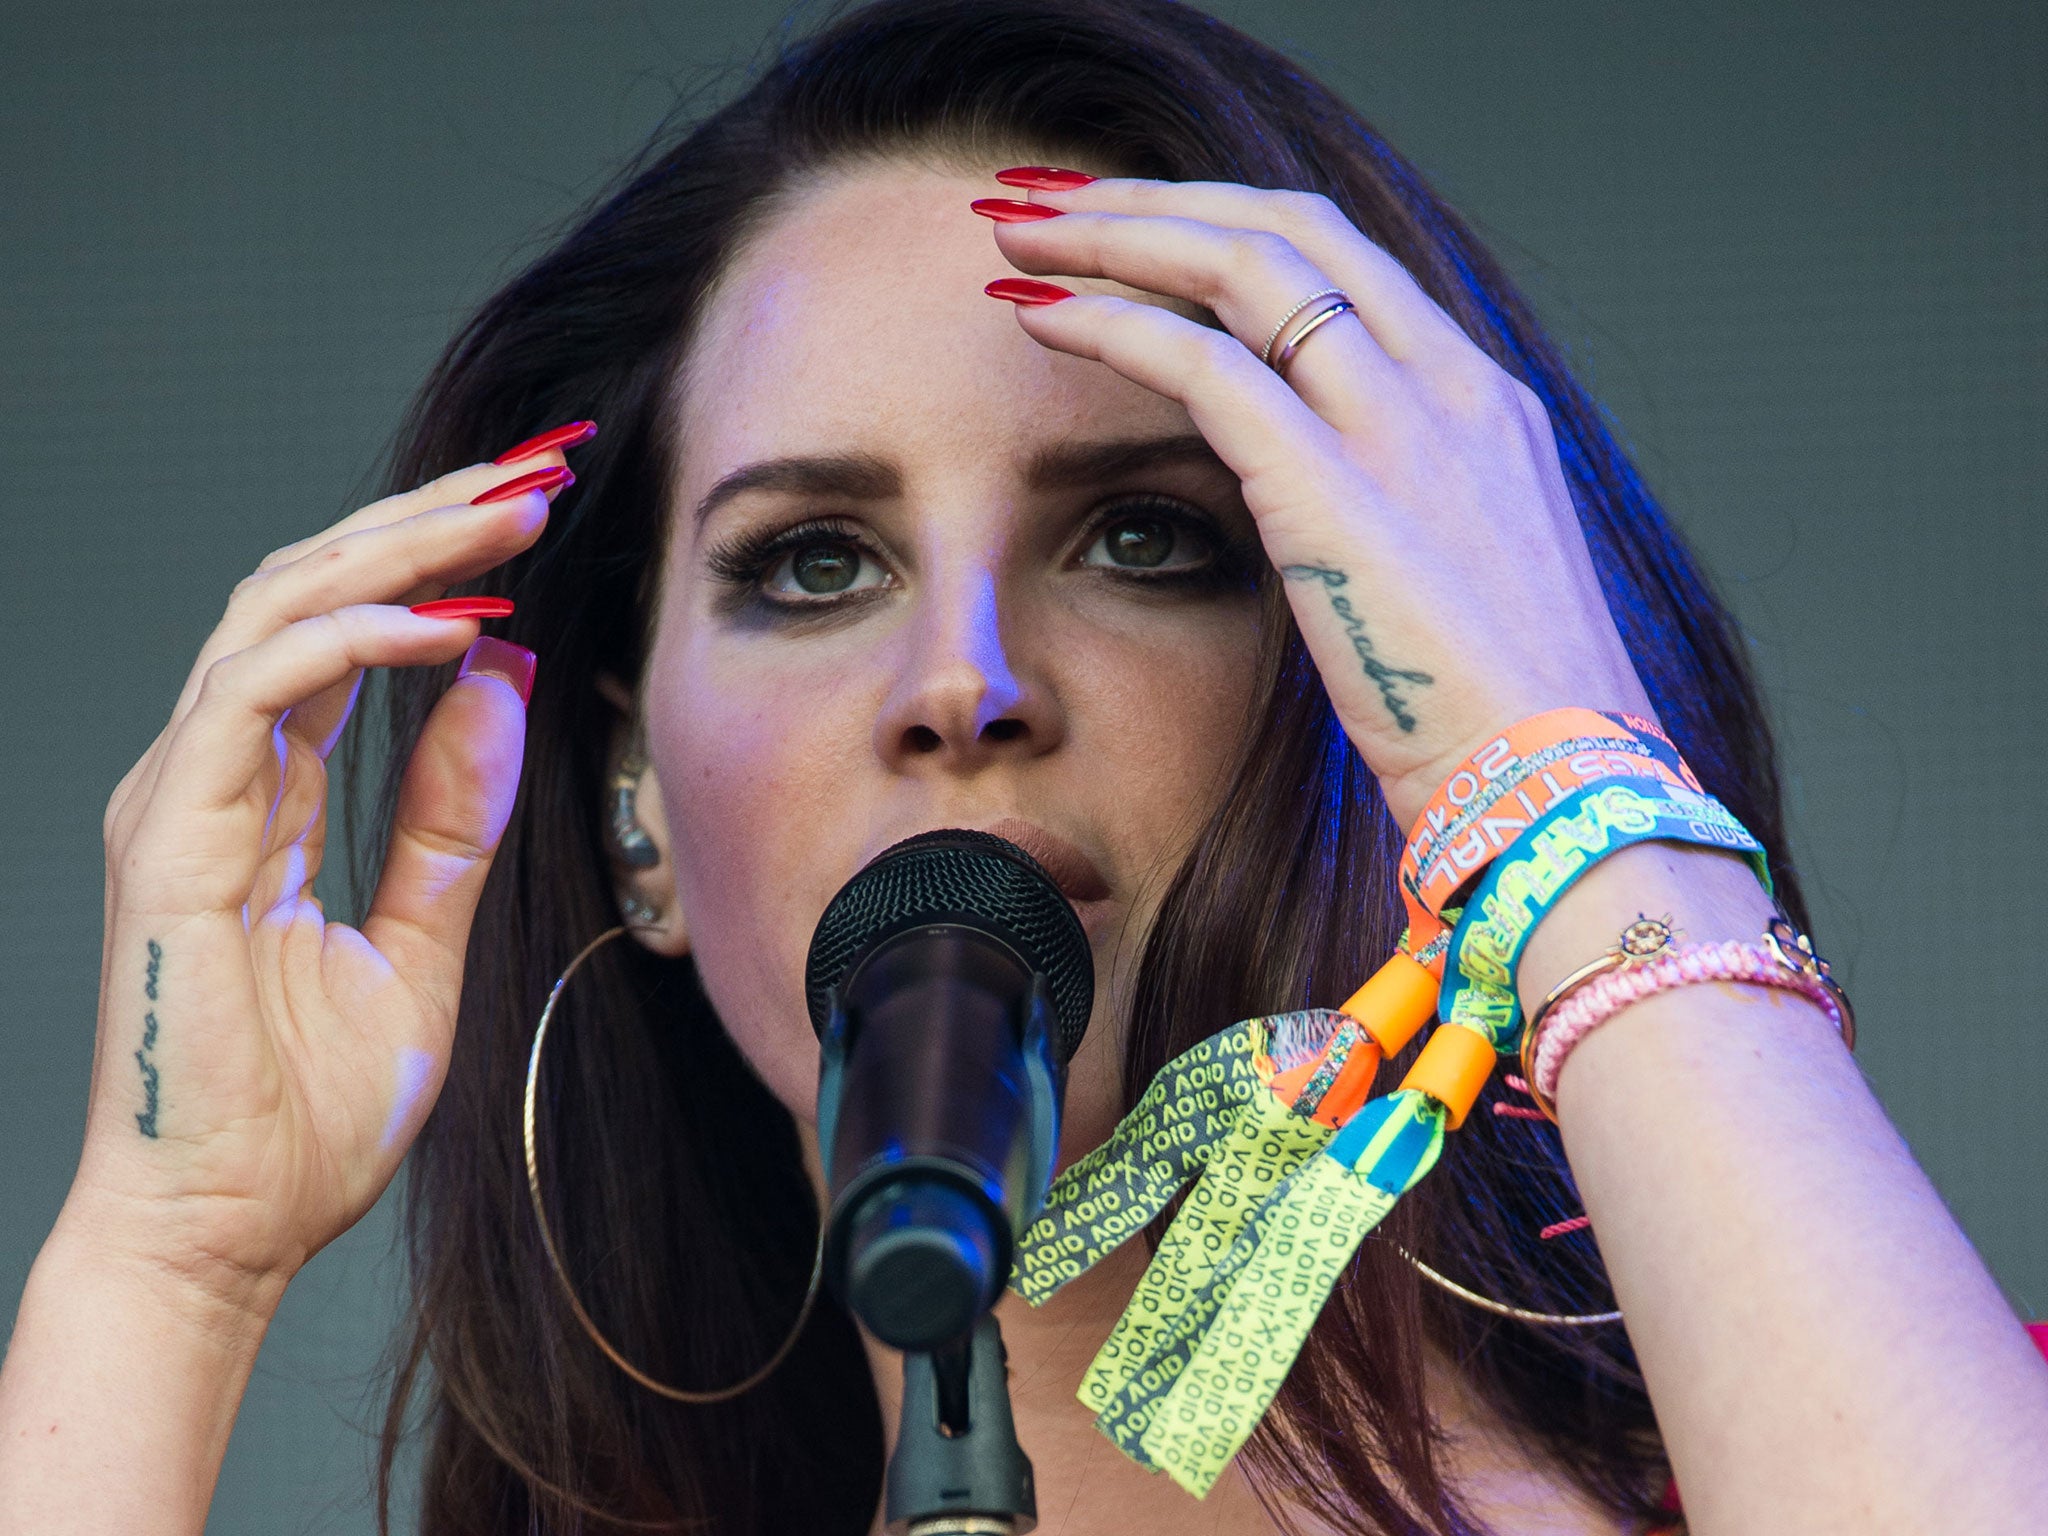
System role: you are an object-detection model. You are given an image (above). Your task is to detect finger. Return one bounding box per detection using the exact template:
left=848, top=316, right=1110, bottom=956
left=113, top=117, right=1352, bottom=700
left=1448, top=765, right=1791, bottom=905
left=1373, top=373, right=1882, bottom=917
left=985, top=205, right=1404, bottom=439
left=254, top=482, right=545, bottom=758
left=1000, top=290, right=1385, bottom=548
left=361, top=639, right=533, bottom=1023
left=247, top=722, right=335, bottom=920
left=1004, top=176, right=1473, bottom=364
left=104, top=457, right=562, bottom=860
left=128, top=607, right=487, bottom=915
left=280, top=667, right=365, bottom=763
left=169, top=475, right=560, bottom=733
left=129, top=469, right=560, bottom=840
left=254, top=449, right=574, bottom=575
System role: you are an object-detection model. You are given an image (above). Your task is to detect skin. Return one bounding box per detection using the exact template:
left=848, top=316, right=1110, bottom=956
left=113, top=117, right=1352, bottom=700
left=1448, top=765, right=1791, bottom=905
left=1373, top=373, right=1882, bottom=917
left=628, top=164, right=1264, bottom=1172
left=2, top=153, right=2045, bottom=1536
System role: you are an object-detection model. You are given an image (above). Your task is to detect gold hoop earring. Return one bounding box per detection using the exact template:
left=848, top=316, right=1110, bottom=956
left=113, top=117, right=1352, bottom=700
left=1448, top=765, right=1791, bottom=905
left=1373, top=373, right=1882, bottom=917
left=523, top=925, right=824, bottom=1402
left=1393, top=1243, right=1623, bottom=1328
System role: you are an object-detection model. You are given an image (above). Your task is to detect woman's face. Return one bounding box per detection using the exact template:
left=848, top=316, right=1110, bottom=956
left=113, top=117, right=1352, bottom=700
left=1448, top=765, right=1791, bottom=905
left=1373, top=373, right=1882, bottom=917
left=636, top=159, right=1266, bottom=1156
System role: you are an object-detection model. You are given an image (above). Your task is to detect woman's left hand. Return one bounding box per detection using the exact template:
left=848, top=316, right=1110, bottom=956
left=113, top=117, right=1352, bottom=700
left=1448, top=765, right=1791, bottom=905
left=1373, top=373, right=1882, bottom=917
left=979, top=171, right=1656, bottom=831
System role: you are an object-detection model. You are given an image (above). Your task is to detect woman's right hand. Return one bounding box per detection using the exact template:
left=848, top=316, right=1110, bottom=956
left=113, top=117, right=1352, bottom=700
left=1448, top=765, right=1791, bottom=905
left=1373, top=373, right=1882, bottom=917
left=63, top=439, right=574, bottom=1321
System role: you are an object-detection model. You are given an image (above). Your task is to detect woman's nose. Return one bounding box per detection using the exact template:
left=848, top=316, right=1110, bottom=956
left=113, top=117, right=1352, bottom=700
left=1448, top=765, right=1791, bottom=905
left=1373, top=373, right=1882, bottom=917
left=874, top=566, right=1064, bottom=771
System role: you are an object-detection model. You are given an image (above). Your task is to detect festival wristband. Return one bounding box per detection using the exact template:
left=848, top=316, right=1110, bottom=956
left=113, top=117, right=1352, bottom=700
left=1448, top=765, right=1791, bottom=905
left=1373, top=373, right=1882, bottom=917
left=1009, top=1016, right=1271, bottom=1304
left=1008, top=957, right=1444, bottom=1482
left=1398, top=710, right=1697, bottom=957
left=1102, top=779, right=1769, bottom=1491
left=1010, top=1006, right=1391, bottom=1297
left=1049, top=999, right=1455, bottom=1493
left=1400, top=708, right=1683, bottom=893
left=1132, top=1085, right=1445, bottom=1494
left=1436, top=776, right=1771, bottom=1049
left=1008, top=1013, right=1340, bottom=1460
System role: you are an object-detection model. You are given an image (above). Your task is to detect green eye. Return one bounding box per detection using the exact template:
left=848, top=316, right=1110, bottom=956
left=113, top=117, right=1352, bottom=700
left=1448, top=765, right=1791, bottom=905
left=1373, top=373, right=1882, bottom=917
left=1083, top=507, right=1215, bottom=573
left=1104, top=517, right=1176, bottom=568
left=790, top=543, right=860, bottom=593
left=762, top=537, right=886, bottom=600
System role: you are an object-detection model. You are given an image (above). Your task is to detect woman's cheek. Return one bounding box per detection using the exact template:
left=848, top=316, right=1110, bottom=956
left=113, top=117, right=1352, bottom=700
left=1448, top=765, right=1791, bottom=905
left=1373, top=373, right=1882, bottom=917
left=1066, top=598, right=1264, bottom=815
left=652, top=648, right=877, bottom=1121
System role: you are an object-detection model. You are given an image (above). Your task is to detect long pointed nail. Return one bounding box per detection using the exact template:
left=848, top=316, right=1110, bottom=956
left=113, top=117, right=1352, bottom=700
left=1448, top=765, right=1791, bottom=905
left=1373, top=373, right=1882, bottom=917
left=457, top=636, right=537, bottom=706
left=411, top=597, right=514, bottom=621
left=493, top=419, right=598, bottom=465
left=984, top=278, right=1074, bottom=305
left=971, top=197, right=1064, bottom=223
left=994, top=167, right=1097, bottom=190
left=471, top=465, right=573, bottom=504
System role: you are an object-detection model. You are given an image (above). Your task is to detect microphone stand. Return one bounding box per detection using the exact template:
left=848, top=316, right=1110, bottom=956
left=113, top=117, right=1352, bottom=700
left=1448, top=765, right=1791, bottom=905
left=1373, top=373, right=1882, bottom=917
left=816, top=979, right=1064, bottom=1535
left=885, top=1313, right=1036, bottom=1535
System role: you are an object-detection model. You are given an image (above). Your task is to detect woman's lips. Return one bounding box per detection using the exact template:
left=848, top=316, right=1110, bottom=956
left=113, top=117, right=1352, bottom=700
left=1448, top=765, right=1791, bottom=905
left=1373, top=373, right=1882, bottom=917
left=976, top=816, right=1113, bottom=905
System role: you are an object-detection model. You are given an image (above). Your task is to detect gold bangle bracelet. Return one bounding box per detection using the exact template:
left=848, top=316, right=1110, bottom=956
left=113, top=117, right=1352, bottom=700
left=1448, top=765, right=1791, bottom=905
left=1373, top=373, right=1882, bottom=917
left=1515, top=914, right=1681, bottom=1124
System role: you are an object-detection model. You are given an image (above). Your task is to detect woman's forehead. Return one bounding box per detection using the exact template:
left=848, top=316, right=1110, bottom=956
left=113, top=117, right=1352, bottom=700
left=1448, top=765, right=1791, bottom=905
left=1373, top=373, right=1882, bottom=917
left=668, top=163, right=1195, bottom=495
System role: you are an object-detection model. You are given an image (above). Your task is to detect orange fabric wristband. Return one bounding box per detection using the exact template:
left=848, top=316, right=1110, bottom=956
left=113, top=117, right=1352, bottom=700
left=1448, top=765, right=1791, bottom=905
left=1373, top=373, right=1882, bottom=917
left=1398, top=709, right=1692, bottom=966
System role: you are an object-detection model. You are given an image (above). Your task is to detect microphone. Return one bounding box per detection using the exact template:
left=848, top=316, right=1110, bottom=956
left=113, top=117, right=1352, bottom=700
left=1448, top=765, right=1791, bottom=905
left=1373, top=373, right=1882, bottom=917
left=805, top=828, right=1095, bottom=1351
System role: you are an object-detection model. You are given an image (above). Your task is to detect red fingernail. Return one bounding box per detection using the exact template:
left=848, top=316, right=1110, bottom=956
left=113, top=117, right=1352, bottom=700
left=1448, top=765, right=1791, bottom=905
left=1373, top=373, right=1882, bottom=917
left=411, top=596, right=515, bottom=621
left=994, top=166, right=1097, bottom=190
left=984, top=278, right=1074, bottom=305
left=492, top=419, right=598, bottom=465
left=971, top=197, right=1064, bottom=223
left=471, top=465, right=573, bottom=504
left=457, top=635, right=537, bottom=706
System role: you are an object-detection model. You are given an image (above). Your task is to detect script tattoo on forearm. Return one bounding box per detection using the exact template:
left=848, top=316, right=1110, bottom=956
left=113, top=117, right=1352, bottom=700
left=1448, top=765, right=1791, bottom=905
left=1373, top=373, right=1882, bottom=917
left=136, top=938, right=162, bottom=1138
left=1280, top=564, right=1433, bottom=733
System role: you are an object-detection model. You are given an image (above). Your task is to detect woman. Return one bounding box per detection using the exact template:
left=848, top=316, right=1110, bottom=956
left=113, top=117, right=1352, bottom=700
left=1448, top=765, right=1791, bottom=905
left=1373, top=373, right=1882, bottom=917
left=2, top=0, right=2043, bottom=1531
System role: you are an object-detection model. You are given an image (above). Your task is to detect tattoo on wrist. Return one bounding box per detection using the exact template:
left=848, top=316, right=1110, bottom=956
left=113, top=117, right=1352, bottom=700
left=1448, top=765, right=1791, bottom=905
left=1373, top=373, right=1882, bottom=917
left=136, top=939, right=162, bottom=1139
left=1280, top=564, right=1433, bottom=732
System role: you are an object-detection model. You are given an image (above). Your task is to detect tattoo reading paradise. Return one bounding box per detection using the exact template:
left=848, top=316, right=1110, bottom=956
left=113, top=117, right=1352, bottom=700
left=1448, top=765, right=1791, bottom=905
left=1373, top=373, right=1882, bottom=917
left=1280, top=564, right=1433, bottom=732
left=136, top=939, right=162, bottom=1138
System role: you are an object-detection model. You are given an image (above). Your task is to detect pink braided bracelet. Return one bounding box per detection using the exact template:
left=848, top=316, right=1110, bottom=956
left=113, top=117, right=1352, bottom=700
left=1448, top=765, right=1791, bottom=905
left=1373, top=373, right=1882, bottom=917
left=1531, top=936, right=1848, bottom=1107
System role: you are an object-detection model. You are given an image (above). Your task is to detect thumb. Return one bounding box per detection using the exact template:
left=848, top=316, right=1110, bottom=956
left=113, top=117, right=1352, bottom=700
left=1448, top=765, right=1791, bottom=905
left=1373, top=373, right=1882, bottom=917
left=362, top=636, right=534, bottom=1019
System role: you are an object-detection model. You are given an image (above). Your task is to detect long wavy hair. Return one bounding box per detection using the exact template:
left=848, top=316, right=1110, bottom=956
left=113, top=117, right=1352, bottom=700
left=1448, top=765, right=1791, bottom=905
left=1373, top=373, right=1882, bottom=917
left=352, top=1, right=1804, bottom=1531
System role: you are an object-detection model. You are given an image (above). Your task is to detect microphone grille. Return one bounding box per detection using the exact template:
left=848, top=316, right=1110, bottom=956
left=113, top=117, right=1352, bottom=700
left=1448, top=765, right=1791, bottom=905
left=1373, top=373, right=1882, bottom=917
left=803, top=828, right=1095, bottom=1059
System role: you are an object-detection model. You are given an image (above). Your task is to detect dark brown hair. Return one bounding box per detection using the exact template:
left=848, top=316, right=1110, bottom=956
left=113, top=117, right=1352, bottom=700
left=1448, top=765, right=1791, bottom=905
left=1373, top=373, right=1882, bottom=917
left=355, top=1, right=1804, bottom=1531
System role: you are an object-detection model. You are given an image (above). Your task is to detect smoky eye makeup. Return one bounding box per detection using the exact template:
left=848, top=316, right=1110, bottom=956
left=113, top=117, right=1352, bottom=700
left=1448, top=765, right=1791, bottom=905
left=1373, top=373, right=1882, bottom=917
left=1071, top=494, right=1262, bottom=594
left=701, top=494, right=1263, bottom=621
left=702, top=514, right=895, bottom=619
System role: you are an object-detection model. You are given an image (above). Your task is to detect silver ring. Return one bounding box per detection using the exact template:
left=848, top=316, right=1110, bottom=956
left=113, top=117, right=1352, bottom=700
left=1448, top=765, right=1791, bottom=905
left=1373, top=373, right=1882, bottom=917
left=1270, top=297, right=1356, bottom=377
left=1257, top=286, right=1345, bottom=367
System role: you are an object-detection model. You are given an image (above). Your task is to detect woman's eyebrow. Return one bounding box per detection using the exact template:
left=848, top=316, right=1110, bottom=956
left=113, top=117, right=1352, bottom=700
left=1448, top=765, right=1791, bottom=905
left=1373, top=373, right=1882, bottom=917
left=690, top=434, right=1230, bottom=530
left=1024, top=432, right=1229, bottom=489
left=692, top=452, right=899, bottom=530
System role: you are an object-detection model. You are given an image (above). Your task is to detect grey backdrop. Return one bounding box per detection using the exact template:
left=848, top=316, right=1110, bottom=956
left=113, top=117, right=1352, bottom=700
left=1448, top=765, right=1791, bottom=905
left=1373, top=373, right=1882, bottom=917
left=3, top=2, right=2042, bottom=1531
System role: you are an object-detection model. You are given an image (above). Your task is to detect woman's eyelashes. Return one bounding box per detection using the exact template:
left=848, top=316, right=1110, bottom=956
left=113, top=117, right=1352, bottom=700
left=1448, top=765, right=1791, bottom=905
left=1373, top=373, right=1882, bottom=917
left=703, top=497, right=1258, bottom=618
left=1079, top=496, right=1245, bottom=587
left=704, top=516, right=892, bottom=617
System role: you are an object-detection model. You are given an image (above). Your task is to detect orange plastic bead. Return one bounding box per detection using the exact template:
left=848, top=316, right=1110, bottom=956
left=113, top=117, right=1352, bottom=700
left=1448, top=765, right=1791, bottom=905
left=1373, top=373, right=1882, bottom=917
left=1338, top=952, right=1439, bottom=1058
left=1397, top=1023, right=1496, bottom=1130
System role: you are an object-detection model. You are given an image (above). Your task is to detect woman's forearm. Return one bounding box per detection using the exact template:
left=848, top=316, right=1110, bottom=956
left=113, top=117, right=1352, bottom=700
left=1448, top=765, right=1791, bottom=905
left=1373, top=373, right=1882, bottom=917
left=1526, top=843, right=2048, bottom=1533
left=0, top=1196, right=285, bottom=1534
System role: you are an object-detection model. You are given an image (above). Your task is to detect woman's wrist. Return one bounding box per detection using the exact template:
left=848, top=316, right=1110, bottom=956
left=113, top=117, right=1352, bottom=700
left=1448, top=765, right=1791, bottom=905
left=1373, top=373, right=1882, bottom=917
left=0, top=1199, right=284, bottom=1535
left=49, top=1180, right=299, bottom=1334
left=1512, top=840, right=1778, bottom=1028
